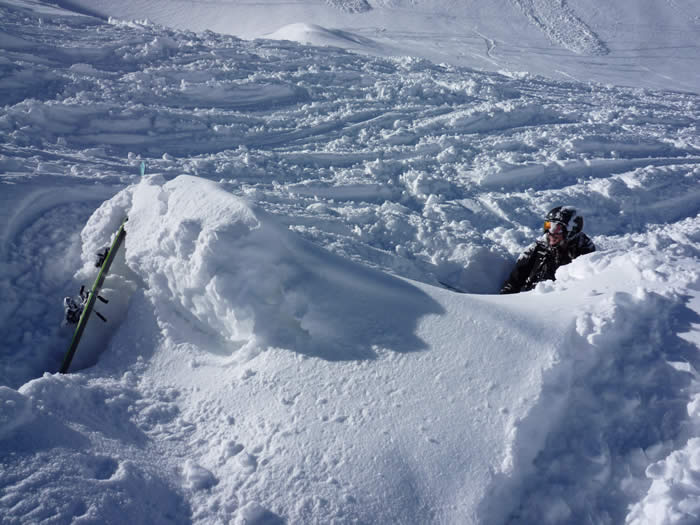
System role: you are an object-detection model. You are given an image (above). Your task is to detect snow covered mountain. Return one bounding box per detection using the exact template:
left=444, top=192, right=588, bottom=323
left=57, top=0, right=700, bottom=93
left=1, top=0, right=699, bottom=523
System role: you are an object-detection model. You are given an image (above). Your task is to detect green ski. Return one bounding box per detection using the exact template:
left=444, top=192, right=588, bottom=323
left=60, top=218, right=128, bottom=373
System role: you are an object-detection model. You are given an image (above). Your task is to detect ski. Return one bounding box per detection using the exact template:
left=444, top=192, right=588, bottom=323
left=438, top=280, right=467, bottom=294
left=60, top=218, right=128, bottom=373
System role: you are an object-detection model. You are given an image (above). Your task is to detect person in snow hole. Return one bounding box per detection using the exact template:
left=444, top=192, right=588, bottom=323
left=499, top=206, right=595, bottom=294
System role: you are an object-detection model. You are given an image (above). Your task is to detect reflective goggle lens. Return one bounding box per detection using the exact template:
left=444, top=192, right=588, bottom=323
left=545, top=221, right=565, bottom=236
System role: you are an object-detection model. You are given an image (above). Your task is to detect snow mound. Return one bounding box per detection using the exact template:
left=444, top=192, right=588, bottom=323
left=72, top=174, right=613, bottom=523
left=94, top=174, right=442, bottom=360
left=266, top=23, right=377, bottom=49
left=0, top=386, right=34, bottom=440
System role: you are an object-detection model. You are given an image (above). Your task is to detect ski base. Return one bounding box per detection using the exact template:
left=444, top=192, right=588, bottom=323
left=60, top=218, right=127, bottom=374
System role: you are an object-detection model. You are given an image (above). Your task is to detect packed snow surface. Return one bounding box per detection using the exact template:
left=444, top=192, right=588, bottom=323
left=1, top=0, right=700, bottom=523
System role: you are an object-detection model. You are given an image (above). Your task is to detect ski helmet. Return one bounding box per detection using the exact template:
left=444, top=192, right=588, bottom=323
left=544, top=206, right=583, bottom=239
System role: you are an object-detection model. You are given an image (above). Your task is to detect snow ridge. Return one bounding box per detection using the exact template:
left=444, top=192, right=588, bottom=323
left=511, top=0, right=609, bottom=55
left=510, top=288, right=699, bottom=523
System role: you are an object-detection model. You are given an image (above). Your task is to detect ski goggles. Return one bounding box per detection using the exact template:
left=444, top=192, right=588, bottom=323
left=544, top=221, right=566, bottom=236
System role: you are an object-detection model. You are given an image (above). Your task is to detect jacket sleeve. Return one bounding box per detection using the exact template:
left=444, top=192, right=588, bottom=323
left=570, top=233, right=596, bottom=258
left=499, top=243, right=538, bottom=294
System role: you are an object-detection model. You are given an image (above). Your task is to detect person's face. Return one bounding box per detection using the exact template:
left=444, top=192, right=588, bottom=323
left=547, top=222, right=566, bottom=246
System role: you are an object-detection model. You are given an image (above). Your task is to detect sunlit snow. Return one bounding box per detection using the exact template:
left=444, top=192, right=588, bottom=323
left=1, top=0, right=699, bottom=524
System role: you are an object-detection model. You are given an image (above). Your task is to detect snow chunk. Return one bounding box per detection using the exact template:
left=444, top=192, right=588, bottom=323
left=0, top=387, right=34, bottom=440
left=234, top=501, right=284, bottom=525
left=627, top=438, right=700, bottom=524
left=183, top=459, right=217, bottom=490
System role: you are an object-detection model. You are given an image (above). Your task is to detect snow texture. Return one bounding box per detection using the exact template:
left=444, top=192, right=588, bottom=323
left=510, top=0, right=609, bottom=56
left=1, top=0, right=700, bottom=523
left=56, top=0, right=700, bottom=92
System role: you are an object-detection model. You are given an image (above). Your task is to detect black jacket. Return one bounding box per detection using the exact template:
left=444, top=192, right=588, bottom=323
left=500, top=233, right=596, bottom=294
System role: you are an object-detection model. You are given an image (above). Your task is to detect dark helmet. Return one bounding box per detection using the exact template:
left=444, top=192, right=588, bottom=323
left=544, top=206, right=583, bottom=239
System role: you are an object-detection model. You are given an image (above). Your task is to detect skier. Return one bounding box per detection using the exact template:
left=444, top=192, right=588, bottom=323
left=500, top=206, right=595, bottom=294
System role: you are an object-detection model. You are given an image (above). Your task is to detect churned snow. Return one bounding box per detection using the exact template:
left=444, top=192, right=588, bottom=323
left=57, top=0, right=700, bottom=92
left=1, top=0, right=700, bottom=523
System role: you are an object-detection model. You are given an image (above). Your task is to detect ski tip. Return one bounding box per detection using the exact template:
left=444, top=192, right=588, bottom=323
left=438, top=280, right=467, bottom=293
left=139, top=161, right=146, bottom=177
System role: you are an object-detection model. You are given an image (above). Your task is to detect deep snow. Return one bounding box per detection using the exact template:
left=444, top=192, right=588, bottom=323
left=1, top=0, right=700, bottom=523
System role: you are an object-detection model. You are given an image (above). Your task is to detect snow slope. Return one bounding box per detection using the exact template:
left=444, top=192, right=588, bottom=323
left=1, top=0, right=700, bottom=523
left=55, top=0, right=700, bottom=93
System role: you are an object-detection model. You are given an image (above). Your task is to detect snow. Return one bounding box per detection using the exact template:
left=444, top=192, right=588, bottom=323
left=1, top=0, right=700, bottom=523
left=57, top=0, right=700, bottom=93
